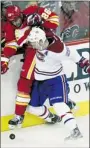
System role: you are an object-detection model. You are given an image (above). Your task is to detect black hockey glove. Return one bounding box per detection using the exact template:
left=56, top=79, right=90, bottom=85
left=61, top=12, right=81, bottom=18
left=27, top=13, right=42, bottom=27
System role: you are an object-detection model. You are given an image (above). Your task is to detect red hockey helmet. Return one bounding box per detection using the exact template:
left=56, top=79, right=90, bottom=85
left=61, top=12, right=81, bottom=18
left=6, top=5, right=21, bottom=21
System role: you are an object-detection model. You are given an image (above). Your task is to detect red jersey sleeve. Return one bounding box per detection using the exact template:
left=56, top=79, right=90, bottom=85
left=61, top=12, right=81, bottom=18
left=38, top=7, right=59, bottom=29
left=23, top=5, right=59, bottom=29
left=23, top=5, right=39, bottom=15
left=48, top=35, right=64, bottom=53
left=3, top=22, right=19, bottom=58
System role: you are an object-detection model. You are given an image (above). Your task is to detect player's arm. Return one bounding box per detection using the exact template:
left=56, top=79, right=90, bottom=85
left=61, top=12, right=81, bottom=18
left=24, top=5, right=59, bottom=29
left=39, top=7, right=59, bottom=29
left=23, top=5, right=39, bottom=15
left=47, top=35, right=90, bottom=74
left=1, top=24, right=19, bottom=74
left=1, top=24, right=31, bottom=75
left=47, top=34, right=64, bottom=53
left=2, top=23, right=19, bottom=57
left=1, top=40, right=19, bottom=74
left=62, top=45, right=90, bottom=74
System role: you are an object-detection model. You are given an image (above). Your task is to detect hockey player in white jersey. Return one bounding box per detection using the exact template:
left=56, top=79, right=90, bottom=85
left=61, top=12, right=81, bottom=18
left=26, top=27, right=90, bottom=140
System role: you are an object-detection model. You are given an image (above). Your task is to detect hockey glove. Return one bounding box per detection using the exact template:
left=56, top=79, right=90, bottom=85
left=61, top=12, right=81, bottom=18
left=1, top=53, right=9, bottom=74
left=77, top=57, right=90, bottom=74
left=27, top=13, right=42, bottom=27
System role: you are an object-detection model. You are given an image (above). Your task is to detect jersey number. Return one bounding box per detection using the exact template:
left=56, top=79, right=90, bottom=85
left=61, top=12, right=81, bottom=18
left=41, top=8, right=51, bottom=20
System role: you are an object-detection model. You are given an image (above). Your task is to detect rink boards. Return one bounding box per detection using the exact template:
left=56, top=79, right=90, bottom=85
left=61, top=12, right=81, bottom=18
left=1, top=38, right=89, bottom=131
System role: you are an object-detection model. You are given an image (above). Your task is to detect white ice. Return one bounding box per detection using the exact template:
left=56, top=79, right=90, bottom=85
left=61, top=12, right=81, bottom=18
left=1, top=115, right=89, bottom=148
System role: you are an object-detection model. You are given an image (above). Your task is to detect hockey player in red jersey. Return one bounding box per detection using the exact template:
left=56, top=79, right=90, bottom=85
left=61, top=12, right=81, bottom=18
left=1, top=5, right=60, bottom=128
left=1, top=4, right=59, bottom=74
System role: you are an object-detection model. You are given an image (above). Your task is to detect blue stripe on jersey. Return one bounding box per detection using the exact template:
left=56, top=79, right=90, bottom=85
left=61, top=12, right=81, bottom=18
left=64, top=118, right=74, bottom=124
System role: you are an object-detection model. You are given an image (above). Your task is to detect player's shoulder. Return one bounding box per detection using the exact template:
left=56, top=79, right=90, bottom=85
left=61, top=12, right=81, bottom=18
left=4, top=21, right=14, bottom=31
left=23, top=4, right=38, bottom=15
left=48, top=35, right=64, bottom=53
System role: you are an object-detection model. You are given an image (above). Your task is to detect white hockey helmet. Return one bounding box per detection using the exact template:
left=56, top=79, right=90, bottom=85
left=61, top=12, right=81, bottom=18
left=27, top=27, right=48, bottom=50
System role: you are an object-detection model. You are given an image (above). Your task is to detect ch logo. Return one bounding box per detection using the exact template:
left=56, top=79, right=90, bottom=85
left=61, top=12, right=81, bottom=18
left=36, top=50, right=48, bottom=62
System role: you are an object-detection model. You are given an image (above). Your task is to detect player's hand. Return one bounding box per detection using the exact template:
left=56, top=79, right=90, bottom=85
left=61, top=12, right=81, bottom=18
left=27, top=13, right=42, bottom=26
left=1, top=54, right=9, bottom=74
left=1, top=61, right=9, bottom=74
left=78, top=57, right=90, bottom=74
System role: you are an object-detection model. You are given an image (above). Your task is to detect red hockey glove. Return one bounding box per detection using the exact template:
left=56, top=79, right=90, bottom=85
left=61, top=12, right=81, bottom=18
left=78, top=57, right=90, bottom=74
left=1, top=54, right=9, bottom=74
left=27, top=13, right=42, bottom=27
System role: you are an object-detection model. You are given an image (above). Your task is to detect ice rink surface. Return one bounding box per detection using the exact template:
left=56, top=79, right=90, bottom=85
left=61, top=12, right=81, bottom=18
left=1, top=115, right=89, bottom=148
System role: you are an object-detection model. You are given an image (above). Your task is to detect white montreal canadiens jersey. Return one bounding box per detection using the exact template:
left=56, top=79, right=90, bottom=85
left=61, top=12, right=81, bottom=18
left=35, top=44, right=81, bottom=80
left=35, top=47, right=66, bottom=81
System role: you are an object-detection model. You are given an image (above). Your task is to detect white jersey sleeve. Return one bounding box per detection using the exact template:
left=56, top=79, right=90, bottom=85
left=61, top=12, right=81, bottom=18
left=56, top=43, right=81, bottom=63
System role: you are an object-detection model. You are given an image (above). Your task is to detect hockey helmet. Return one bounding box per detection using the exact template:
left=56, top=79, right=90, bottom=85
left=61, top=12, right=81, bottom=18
left=27, top=27, right=49, bottom=50
left=28, top=27, right=46, bottom=42
left=6, top=5, right=21, bottom=21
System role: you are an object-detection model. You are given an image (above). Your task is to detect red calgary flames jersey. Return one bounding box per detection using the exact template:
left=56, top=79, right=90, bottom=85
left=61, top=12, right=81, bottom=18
left=2, top=5, right=59, bottom=80
left=3, top=5, right=59, bottom=57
